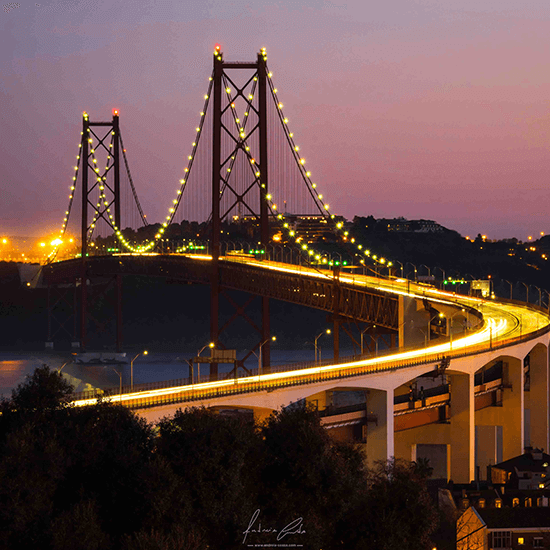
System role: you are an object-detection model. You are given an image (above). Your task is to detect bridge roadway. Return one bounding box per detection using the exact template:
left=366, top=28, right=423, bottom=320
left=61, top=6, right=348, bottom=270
left=64, top=254, right=550, bottom=483
left=44, top=253, right=399, bottom=328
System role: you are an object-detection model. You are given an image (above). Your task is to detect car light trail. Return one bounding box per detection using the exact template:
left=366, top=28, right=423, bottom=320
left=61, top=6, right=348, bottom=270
left=71, top=257, right=550, bottom=408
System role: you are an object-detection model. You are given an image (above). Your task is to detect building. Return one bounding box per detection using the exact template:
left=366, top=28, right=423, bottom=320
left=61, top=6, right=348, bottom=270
left=457, top=505, right=550, bottom=549
left=384, top=217, right=445, bottom=233
left=490, top=448, right=550, bottom=490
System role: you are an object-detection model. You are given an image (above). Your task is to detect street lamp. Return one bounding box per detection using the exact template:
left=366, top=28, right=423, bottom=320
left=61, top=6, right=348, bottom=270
left=112, top=368, right=122, bottom=396
left=420, top=264, right=431, bottom=278
left=503, top=279, right=513, bottom=300
left=131, top=350, right=148, bottom=392
left=57, top=359, right=73, bottom=373
left=449, top=309, right=466, bottom=350
left=532, top=285, right=542, bottom=306
left=427, top=313, right=444, bottom=345
left=433, top=266, right=446, bottom=283
left=314, top=329, right=331, bottom=363
left=405, top=262, right=417, bottom=282
left=197, top=342, right=215, bottom=357
left=258, top=336, right=276, bottom=375
left=195, top=342, right=214, bottom=384
left=521, top=282, right=529, bottom=303
left=393, top=260, right=404, bottom=278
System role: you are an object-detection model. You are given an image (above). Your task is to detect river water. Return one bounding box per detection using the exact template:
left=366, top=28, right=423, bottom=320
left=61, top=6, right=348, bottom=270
left=0, top=348, right=347, bottom=399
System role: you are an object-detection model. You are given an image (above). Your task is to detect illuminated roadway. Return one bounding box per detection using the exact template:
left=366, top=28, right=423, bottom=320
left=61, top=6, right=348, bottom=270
left=71, top=255, right=550, bottom=408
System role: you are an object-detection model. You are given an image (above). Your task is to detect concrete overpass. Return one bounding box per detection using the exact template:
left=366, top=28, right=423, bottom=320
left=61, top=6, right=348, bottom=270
left=70, top=260, right=550, bottom=484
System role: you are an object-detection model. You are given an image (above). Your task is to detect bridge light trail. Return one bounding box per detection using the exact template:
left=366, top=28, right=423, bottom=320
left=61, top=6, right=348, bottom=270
left=71, top=313, right=512, bottom=409
left=69, top=255, right=550, bottom=410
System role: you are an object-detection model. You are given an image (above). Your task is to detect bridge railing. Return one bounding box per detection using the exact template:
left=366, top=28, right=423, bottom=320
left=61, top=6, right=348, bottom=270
left=71, top=302, right=550, bottom=407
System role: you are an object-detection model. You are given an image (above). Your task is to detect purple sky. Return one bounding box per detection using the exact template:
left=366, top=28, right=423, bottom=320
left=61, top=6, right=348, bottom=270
left=2, top=0, right=550, bottom=241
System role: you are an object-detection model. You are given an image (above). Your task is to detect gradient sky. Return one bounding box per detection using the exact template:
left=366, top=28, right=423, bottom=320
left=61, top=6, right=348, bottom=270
left=2, top=0, right=550, bottom=240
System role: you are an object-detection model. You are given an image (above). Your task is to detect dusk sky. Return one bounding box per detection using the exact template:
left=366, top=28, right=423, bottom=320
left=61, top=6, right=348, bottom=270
left=2, top=0, right=550, bottom=241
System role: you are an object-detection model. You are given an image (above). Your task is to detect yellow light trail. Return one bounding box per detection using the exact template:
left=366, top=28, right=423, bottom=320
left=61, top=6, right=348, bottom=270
left=71, top=255, right=550, bottom=408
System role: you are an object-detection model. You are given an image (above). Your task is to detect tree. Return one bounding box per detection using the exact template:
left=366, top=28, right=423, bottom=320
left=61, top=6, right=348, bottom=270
left=0, top=368, right=179, bottom=550
left=156, top=407, right=262, bottom=550
left=6, top=364, right=73, bottom=413
left=259, top=405, right=371, bottom=549
left=0, top=368, right=441, bottom=550
left=360, top=458, right=439, bottom=550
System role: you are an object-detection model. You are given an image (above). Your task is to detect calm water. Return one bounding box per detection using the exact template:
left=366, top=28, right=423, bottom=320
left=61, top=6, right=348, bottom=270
left=0, top=348, right=348, bottom=398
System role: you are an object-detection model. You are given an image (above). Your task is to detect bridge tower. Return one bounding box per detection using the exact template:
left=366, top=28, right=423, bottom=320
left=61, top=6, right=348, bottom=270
left=209, top=47, right=272, bottom=373
left=79, top=111, right=124, bottom=352
left=46, top=112, right=124, bottom=352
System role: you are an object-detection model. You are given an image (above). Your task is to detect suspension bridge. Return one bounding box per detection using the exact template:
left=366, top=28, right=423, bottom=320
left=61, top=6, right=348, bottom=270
left=41, top=47, right=550, bottom=482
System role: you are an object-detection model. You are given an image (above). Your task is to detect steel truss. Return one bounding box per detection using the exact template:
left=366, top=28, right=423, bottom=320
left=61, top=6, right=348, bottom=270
left=210, top=48, right=272, bottom=372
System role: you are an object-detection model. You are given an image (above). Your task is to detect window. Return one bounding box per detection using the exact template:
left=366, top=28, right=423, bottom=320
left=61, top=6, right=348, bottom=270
left=495, top=498, right=502, bottom=508
left=513, top=498, right=520, bottom=507
left=478, top=498, right=486, bottom=508
left=533, top=538, right=543, bottom=548
left=525, top=497, right=532, bottom=507
left=492, top=531, right=512, bottom=548
left=518, top=537, right=525, bottom=545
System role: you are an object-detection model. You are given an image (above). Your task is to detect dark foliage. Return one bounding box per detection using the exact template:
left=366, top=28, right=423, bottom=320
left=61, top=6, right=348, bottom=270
left=156, top=407, right=262, bottom=550
left=361, top=458, right=439, bottom=550
left=0, top=368, right=439, bottom=550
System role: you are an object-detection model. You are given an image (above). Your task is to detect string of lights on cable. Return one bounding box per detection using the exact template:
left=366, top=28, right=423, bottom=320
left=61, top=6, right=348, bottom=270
left=47, top=121, right=85, bottom=262
left=261, top=50, right=394, bottom=271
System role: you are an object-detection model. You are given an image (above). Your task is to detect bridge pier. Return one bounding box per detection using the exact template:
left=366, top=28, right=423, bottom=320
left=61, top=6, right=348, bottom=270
left=502, top=357, right=524, bottom=460
left=365, top=389, right=394, bottom=467
left=475, top=357, right=524, bottom=472
left=528, top=344, right=549, bottom=452
left=449, top=372, right=475, bottom=483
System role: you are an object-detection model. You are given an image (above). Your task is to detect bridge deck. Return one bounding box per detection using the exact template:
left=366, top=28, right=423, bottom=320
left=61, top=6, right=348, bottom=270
left=43, top=254, right=399, bottom=328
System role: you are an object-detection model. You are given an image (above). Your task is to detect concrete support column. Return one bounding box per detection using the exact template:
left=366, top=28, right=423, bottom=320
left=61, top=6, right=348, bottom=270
left=366, top=389, right=394, bottom=467
left=449, top=372, right=475, bottom=483
left=502, top=358, right=524, bottom=460
left=528, top=345, right=548, bottom=452
left=475, top=425, right=502, bottom=481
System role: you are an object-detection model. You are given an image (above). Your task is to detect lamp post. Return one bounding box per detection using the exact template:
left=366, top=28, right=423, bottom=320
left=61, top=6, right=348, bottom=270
left=112, top=368, right=122, bottom=396
left=405, top=262, right=417, bottom=282
left=503, top=279, right=513, bottom=300
left=393, top=260, right=404, bottom=278
left=57, top=359, right=73, bottom=373
left=427, top=312, right=444, bottom=344
left=314, top=329, right=331, bottom=363
left=433, top=266, right=446, bottom=284
left=420, top=264, right=431, bottom=278
left=532, top=285, right=542, bottom=306
left=419, top=327, right=428, bottom=348
left=521, top=282, right=529, bottom=303
left=449, top=309, right=466, bottom=350
left=195, top=342, right=215, bottom=384
left=258, top=336, right=276, bottom=375
left=130, top=350, right=148, bottom=392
